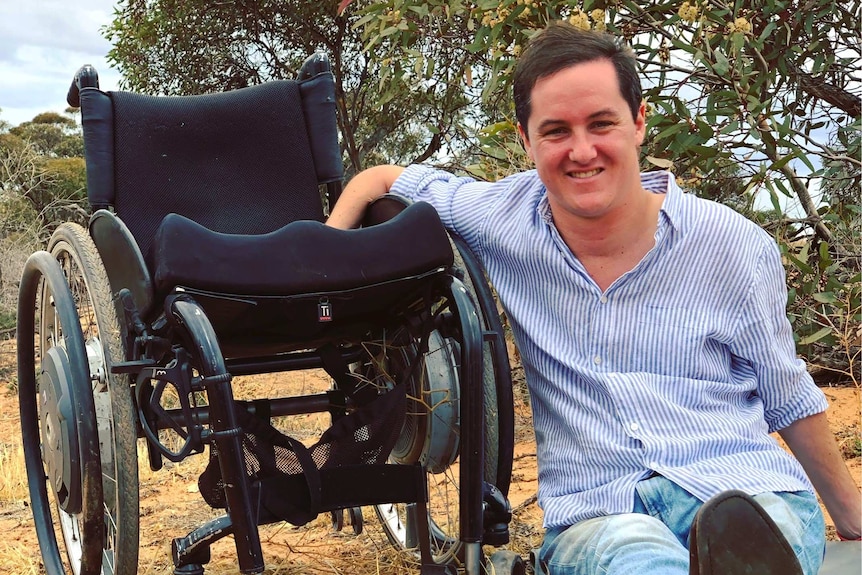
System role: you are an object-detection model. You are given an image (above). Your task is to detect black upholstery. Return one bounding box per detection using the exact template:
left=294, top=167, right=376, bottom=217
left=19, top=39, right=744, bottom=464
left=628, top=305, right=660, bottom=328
left=152, top=201, right=453, bottom=296
left=81, top=80, right=327, bottom=264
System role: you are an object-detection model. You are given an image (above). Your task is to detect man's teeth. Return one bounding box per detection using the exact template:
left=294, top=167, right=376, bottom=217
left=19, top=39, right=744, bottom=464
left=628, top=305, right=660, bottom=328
left=570, top=168, right=602, bottom=179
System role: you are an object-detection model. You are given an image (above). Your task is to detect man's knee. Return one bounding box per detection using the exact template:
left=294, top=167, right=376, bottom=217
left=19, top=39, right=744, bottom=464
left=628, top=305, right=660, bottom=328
left=753, top=491, right=826, bottom=574
left=541, top=514, right=688, bottom=575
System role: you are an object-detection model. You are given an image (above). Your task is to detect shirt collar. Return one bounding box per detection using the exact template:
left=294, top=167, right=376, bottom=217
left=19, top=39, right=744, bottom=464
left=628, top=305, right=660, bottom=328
left=643, top=170, right=683, bottom=233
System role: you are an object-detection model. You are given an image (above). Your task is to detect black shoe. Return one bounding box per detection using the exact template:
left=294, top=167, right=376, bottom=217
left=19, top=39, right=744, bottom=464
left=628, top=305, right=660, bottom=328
left=689, top=490, right=803, bottom=575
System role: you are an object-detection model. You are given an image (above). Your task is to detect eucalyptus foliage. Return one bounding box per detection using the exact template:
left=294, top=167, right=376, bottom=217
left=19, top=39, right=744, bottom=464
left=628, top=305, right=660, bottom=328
left=104, top=0, right=480, bottom=174
left=346, top=0, right=859, bottom=380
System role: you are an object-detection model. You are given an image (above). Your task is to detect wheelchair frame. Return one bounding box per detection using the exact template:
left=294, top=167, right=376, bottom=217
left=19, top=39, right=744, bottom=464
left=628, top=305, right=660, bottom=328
left=16, top=55, right=518, bottom=575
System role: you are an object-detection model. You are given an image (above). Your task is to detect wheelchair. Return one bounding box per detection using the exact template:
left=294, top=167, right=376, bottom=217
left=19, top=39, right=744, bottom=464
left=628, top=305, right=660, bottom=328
left=16, top=53, right=523, bottom=575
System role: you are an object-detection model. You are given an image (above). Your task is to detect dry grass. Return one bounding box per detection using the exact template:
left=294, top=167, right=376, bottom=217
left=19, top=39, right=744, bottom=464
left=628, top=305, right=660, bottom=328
left=0, top=442, right=27, bottom=504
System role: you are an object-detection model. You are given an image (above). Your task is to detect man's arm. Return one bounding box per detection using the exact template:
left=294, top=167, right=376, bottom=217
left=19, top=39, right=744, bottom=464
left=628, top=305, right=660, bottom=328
left=778, top=411, right=862, bottom=539
left=326, top=165, right=405, bottom=229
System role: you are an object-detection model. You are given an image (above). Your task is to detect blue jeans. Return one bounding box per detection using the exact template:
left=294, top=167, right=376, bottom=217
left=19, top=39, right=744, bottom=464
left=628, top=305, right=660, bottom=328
left=538, top=475, right=826, bottom=575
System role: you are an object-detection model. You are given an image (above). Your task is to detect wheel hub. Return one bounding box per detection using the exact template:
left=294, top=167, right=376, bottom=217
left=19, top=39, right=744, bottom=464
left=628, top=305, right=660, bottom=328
left=390, top=330, right=461, bottom=473
left=39, top=345, right=83, bottom=514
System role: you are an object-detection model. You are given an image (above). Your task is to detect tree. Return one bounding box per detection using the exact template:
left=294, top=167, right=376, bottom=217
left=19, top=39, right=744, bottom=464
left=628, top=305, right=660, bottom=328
left=0, top=112, right=88, bottom=329
left=0, top=112, right=88, bottom=237
left=9, top=112, right=83, bottom=158
left=104, top=0, right=480, bottom=175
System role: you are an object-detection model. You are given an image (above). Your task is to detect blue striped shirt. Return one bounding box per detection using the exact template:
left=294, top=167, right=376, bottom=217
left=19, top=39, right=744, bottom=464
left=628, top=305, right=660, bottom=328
left=390, top=165, right=828, bottom=528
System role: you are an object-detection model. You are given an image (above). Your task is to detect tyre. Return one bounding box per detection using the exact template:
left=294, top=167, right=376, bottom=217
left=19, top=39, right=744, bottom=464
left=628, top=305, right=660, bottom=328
left=19, top=222, right=139, bottom=575
left=374, top=241, right=514, bottom=566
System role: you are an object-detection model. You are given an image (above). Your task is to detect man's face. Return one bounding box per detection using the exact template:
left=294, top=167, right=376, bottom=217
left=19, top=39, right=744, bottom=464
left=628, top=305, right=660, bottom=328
left=518, top=59, right=646, bottom=224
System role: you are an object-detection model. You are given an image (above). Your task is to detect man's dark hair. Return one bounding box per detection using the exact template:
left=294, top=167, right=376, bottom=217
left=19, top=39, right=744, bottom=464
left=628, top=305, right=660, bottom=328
left=513, top=22, right=642, bottom=133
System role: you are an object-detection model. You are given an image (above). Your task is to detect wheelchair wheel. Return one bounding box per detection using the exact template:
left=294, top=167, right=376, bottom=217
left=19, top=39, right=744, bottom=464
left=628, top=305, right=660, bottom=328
left=20, top=223, right=140, bottom=575
left=374, top=245, right=513, bottom=566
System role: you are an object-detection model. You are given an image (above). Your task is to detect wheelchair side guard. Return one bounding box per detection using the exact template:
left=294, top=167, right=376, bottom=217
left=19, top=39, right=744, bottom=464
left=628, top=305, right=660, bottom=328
left=363, top=193, right=413, bottom=227
left=447, top=274, right=488, bottom=574
left=17, top=251, right=105, bottom=575
left=449, top=232, right=515, bottom=497
left=155, top=293, right=266, bottom=574
left=90, top=209, right=154, bottom=321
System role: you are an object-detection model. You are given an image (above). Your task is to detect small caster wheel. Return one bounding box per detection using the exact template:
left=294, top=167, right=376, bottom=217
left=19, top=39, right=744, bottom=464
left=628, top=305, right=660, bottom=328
left=488, top=549, right=526, bottom=575
left=330, top=509, right=344, bottom=531
left=348, top=506, right=363, bottom=535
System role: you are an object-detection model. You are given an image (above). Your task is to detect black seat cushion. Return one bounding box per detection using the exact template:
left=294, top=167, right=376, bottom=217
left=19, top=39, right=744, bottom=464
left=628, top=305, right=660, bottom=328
left=152, top=201, right=454, bottom=296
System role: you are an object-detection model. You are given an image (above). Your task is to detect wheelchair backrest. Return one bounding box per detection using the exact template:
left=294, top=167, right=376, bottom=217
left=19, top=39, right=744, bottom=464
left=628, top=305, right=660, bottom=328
left=78, top=62, right=341, bottom=263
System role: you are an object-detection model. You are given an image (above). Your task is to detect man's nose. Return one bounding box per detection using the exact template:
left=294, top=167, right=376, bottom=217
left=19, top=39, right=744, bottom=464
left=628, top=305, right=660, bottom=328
left=568, top=135, right=597, bottom=163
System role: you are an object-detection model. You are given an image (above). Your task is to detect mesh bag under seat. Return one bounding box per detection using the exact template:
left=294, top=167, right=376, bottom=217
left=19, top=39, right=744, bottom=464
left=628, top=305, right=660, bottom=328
left=198, top=383, right=407, bottom=526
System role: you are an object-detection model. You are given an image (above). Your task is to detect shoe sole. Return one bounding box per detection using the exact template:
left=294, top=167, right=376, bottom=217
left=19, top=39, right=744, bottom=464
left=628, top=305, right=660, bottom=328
left=690, top=490, right=803, bottom=575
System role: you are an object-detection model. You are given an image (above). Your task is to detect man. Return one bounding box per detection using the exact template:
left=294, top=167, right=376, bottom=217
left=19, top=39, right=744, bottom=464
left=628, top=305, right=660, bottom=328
left=327, top=23, right=861, bottom=574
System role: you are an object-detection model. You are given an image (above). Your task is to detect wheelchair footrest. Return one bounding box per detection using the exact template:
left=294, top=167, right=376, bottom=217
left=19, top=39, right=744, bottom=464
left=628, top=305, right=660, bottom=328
left=257, top=464, right=425, bottom=526
left=173, top=465, right=425, bottom=570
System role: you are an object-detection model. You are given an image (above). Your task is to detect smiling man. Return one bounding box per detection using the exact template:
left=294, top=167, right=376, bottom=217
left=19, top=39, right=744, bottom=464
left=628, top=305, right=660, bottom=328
left=326, top=22, right=860, bottom=575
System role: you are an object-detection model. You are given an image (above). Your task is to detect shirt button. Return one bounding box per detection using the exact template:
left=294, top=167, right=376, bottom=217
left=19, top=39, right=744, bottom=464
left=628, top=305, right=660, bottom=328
left=630, top=422, right=640, bottom=431
left=593, top=356, right=602, bottom=365
left=600, top=296, right=608, bottom=304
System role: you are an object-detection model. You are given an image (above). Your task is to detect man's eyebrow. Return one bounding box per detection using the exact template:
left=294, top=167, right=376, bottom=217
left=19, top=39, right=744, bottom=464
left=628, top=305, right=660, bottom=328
left=587, top=108, right=620, bottom=119
left=535, top=108, right=622, bottom=132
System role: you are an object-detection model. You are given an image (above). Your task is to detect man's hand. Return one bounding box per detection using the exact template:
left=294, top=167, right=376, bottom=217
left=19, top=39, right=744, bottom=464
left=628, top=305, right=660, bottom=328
left=779, top=411, right=862, bottom=540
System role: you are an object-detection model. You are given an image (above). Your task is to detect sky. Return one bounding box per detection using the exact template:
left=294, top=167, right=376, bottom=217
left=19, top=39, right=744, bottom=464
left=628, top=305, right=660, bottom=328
left=0, top=1, right=121, bottom=127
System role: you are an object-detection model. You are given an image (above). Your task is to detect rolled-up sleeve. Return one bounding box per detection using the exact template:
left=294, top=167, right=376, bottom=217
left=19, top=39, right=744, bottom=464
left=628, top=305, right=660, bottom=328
left=730, top=238, right=828, bottom=432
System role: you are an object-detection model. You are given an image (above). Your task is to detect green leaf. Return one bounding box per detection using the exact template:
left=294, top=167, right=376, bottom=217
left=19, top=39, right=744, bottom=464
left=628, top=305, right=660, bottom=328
left=812, top=292, right=837, bottom=304
left=713, top=51, right=730, bottom=76
left=768, top=154, right=795, bottom=171
left=818, top=241, right=833, bottom=268
left=784, top=251, right=814, bottom=275
left=654, top=122, right=686, bottom=141
left=798, top=326, right=832, bottom=345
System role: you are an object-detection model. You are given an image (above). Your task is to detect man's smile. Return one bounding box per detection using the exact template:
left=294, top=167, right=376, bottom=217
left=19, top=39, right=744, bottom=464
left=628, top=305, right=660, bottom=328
left=568, top=168, right=603, bottom=179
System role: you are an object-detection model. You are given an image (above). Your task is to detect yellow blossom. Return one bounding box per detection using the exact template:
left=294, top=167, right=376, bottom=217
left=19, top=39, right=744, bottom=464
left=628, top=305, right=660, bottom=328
left=568, top=10, right=589, bottom=30
left=590, top=9, right=606, bottom=31
left=678, top=1, right=699, bottom=23
left=729, top=16, right=752, bottom=34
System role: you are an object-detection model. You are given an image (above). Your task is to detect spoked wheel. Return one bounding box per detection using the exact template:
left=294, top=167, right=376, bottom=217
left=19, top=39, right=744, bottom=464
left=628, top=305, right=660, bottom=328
left=374, top=243, right=513, bottom=568
left=18, top=223, right=139, bottom=575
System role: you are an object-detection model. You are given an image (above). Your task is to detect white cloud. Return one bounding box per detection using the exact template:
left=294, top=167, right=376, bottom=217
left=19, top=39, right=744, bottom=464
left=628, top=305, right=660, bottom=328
left=0, top=1, right=121, bottom=126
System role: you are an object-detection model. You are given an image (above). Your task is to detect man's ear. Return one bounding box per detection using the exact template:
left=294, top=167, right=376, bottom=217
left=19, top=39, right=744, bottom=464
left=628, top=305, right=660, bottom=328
left=635, top=100, right=647, bottom=146
left=518, top=122, right=534, bottom=161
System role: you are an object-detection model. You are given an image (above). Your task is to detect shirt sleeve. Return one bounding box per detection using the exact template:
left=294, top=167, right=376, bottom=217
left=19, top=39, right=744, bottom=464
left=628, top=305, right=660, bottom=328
left=730, top=237, right=828, bottom=432
left=388, top=164, right=503, bottom=254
